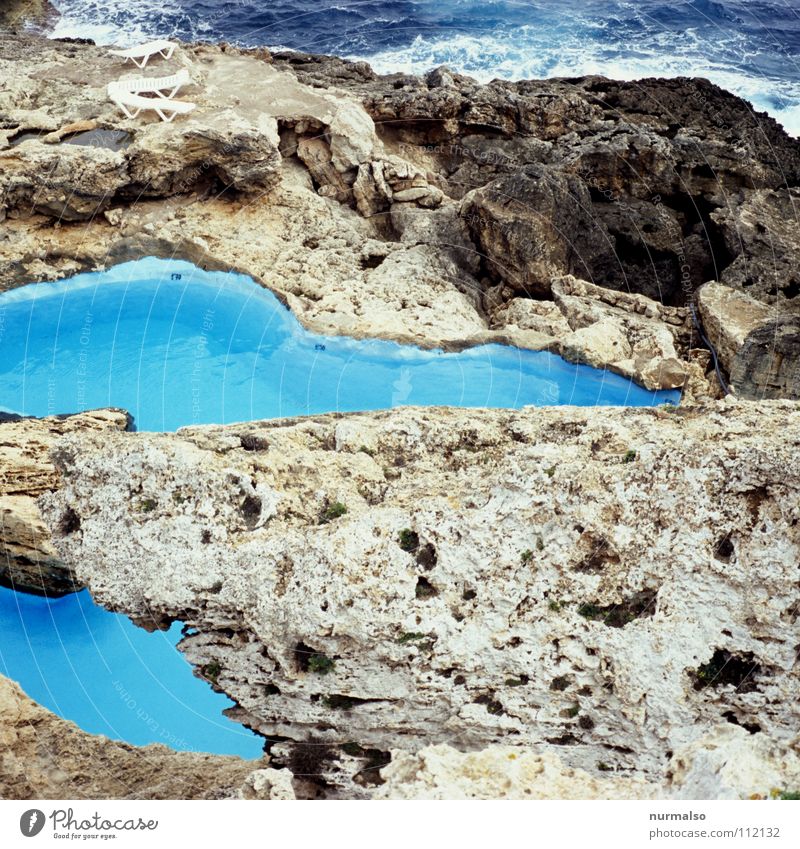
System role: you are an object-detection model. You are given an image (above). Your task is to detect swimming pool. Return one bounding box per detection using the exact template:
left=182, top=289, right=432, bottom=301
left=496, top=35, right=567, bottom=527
left=0, top=585, right=264, bottom=758
left=0, top=257, right=679, bottom=758
left=0, top=257, right=679, bottom=430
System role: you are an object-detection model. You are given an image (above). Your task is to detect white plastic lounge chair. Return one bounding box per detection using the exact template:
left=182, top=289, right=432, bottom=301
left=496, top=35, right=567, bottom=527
left=109, top=69, right=191, bottom=100
left=107, top=89, right=196, bottom=123
left=109, top=39, right=177, bottom=69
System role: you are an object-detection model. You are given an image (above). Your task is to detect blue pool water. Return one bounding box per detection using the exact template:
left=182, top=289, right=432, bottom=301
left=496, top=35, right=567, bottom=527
left=0, top=256, right=677, bottom=757
left=0, top=257, right=678, bottom=429
left=0, top=586, right=264, bottom=757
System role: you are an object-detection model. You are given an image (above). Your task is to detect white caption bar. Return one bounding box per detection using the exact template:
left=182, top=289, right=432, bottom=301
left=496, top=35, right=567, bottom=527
left=1, top=799, right=797, bottom=848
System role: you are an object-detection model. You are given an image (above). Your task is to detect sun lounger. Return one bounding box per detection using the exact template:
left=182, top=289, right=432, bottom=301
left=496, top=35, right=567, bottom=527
left=106, top=89, right=196, bottom=123
left=109, top=39, right=177, bottom=69
left=109, top=69, right=191, bottom=100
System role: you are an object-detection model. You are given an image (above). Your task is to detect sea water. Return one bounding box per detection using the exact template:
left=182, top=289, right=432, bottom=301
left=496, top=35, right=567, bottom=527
left=46, top=0, right=800, bottom=136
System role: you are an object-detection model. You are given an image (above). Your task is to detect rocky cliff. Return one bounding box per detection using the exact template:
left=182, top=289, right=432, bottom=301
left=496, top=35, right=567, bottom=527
left=35, top=399, right=800, bottom=798
left=2, top=32, right=800, bottom=801
left=0, top=1, right=58, bottom=32
left=0, top=409, right=130, bottom=594
left=1, top=35, right=798, bottom=397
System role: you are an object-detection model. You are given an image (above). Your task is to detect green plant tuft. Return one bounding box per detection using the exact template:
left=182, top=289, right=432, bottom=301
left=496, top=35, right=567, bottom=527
left=397, top=631, right=427, bottom=644
left=308, top=653, right=335, bottom=675
left=398, top=528, right=419, bottom=552
left=777, top=790, right=800, bottom=800
left=202, top=660, right=221, bottom=684
left=320, top=502, right=348, bottom=524
left=578, top=603, right=604, bottom=620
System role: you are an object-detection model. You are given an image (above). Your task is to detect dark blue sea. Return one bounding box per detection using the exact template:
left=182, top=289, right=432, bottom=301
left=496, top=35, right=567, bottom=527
left=48, top=1, right=800, bottom=134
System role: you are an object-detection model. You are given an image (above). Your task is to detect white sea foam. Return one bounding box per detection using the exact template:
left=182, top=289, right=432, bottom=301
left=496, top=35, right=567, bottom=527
left=49, top=0, right=167, bottom=45
left=347, top=31, right=800, bottom=136
left=47, top=1, right=800, bottom=135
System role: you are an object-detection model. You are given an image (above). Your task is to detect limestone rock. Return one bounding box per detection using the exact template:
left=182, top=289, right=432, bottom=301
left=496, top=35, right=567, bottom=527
left=352, top=156, right=444, bottom=217
left=0, top=409, right=131, bottom=595
left=460, top=164, right=608, bottom=297
left=697, top=281, right=775, bottom=373
left=551, top=276, right=690, bottom=390
left=0, top=673, right=279, bottom=799
left=681, top=349, right=724, bottom=404
left=353, top=161, right=392, bottom=217
left=377, top=725, right=800, bottom=799
left=695, top=282, right=799, bottom=399
left=240, top=768, right=297, bottom=800
left=36, top=400, right=800, bottom=796
left=0, top=143, right=129, bottom=221
left=290, top=64, right=800, bottom=306
left=0, top=1, right=57, bottom=31
left=668, top=725, right=800, bottom=801
left=324, top=98, right=380, bottom=172
left=389, top=203, right=481, bottom=276
left=589, top=197, right=711, bottom=304
left=376, top=744, right=657, bottom=800
left=297, top=137, right=353, bottom=202
left=491, top=297, right=572, bottom=338
left=731, top=315, right=800, bottom=400
left=712, top=188, right=800, bottom=306
left=3, top=36, right=800, bottom=397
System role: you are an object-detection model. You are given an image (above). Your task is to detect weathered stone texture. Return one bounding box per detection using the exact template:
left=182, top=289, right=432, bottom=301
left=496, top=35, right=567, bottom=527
left=35, top=400, right=800, bottom=796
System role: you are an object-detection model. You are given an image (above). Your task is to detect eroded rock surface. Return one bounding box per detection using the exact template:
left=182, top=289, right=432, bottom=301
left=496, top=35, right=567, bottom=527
left=376, top=726, right=800, bottom=800
left=731, top=316, right=800, bottom=400
left=697, top=282, right=775, bottom=374
left=697, top=283, right=800, bottom=399
left=0, top=408, right=131, bottom=595
left=37, top=400, right=800, bottom=797
left=2, top=35, right=800, bottom=802
left=276, top=57, right=800, bottom=304
left=0, top=1, right=57, bottom=31
left=712, top=188, right=800, bottom=306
